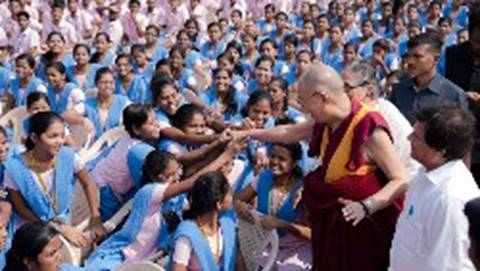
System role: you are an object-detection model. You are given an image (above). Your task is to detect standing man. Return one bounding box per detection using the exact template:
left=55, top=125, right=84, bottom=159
left=391, top=32, right=467, bottom=119
left=235, top=64, right=408, bottom=270
left=389, top=106, right=480, bottom=271
left=445, top=4, right=480, bottom=182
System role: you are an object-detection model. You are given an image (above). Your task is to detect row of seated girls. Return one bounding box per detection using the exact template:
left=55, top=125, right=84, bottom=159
left=0, top=70, right=314, bottom=271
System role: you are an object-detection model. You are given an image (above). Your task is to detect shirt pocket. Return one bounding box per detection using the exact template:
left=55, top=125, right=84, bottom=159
left=397, top=217, right=427, bottom=256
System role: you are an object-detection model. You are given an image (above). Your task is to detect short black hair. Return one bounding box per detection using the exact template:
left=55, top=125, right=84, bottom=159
left=414, top=105, right=475, bottom=161
left=16, top=11, right=29, bottom=19
left=407, top=32, right=443, bottom=54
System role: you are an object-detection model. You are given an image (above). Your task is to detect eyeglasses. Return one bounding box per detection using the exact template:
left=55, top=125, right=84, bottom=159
left=344, top=81, right=369, bottom=92
left=297, top=91, right=321, bottom=107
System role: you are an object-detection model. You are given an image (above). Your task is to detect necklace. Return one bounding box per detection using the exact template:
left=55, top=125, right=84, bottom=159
left=196, top=220, right=221, bottom=263
left=26, top=151, right=58, bottom=214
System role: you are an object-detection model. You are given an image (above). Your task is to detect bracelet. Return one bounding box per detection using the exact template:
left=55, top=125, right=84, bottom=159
left=358, top=200, right=370, bottom=217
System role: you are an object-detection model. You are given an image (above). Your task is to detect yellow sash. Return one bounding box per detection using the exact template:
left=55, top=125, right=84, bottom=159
left=320, top=105, right=377, bottom=183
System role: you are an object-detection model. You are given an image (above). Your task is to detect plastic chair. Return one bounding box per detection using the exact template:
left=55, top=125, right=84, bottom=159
left=238, top=210, right=279, bottom=271
left=0, top=106, right=28, bottom=144
left=62, top=199, right=134, bottom=266
left=78, top=126, right=126, bottom=163
left=115, top=249, right=167, bottom=271
left=116, top=261, right=165, bottom=271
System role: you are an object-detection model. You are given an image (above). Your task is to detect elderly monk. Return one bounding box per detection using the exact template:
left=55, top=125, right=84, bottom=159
left=236, top=64, right=408, bottom=271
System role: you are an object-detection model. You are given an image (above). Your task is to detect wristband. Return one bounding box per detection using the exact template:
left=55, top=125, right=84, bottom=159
left=358, top=200, right=370, bottom=217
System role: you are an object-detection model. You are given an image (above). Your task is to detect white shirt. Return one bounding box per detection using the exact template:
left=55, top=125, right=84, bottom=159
left=13, top=27, right=40, bottom=57
left=41, top=19, right=78, bottom=46
left=101, top=19, right=124, bottom=46
left=65, top=8, right=94, bottom=42
left=389, top=160, right=480, bottom=271
left=121, top=12, right=148, bottom=43
left=375, top=98, right=420, bottom=179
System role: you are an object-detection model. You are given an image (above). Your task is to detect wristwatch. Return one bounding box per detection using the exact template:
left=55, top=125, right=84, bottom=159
left=361, top=197, right=375, bottom=216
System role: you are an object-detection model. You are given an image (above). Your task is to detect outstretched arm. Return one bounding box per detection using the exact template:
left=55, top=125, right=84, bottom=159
left=237, top=119, right=315, bottom=144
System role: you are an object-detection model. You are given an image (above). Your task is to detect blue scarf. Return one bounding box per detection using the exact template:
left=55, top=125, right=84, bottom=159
left=85, top=95, right=129, bottom=139
left=47, top=82, right=79, bottom=115
left=4, top=147, right=76, bottom=222
left=169, top=214, right=237, bottom=271
left=257, top=170, right=303, bottom=235
left=10, top=77, right=45, bottom=107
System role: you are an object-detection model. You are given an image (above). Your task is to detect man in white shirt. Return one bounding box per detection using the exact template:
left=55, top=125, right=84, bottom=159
left=65, top=0, right=95, bottom=42
left=389, top=106, right=480, bottom=271
left=101, top=5, right=124, bottom=47
left=13, top=11, right=40, bottom=57
left=121, top=0, right=148, bottom=44
left=41, top=3, right=78, bottom=48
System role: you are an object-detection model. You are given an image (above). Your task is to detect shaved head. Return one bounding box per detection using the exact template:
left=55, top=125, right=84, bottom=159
left=298, top=64, right=344, bottom=96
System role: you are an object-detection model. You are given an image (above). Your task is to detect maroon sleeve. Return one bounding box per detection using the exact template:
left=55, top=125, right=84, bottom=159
left=308, top=123, right=326, bottom=157
left=346, top=112, right=393, bottom=171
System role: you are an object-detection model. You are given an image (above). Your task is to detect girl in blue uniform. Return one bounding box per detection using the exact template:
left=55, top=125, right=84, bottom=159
left=268, top=77, right=305, bottom=124
left=7, top=53, right=47, bottom=108
left=144, top=25, right=169, bottom=64
left=66, top=44, right=101, bottom=93
left=36, top=32, right=75, bottom=81
left=0, top=126, right=11, bottom=270
left=5, top=112, right=103, bottom=248
left=86, top=141, right=243, bottom=270
left=90, top=32, right=117, bottom=68
left=114, top=54, right=150, bottom=104
left=85, top=67, right=130, bottom=139
left=199, top=68, right=247, bottom=124
left=151, top=77, right=217, bottom=148
left=90, top=104, right=160, bottom=221
left=235, top=142, right=312, bottom=270
left=5, top=222, right=83, bottom=271
left=169, top=172, right=237, bottom=271
left=45, top=62, right=86, bottom=127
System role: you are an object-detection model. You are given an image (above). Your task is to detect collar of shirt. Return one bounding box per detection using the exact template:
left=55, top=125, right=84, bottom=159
left=425, top=159, right=463, bottom=186
left=412, top=73, right=443, bottom=94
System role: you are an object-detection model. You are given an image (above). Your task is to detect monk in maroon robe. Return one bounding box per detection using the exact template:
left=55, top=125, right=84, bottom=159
left=239, top=64, right=408, bottom=271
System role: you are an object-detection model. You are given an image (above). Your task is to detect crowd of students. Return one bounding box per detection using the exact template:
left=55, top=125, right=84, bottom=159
left=0, top=0, right=478, bottom=270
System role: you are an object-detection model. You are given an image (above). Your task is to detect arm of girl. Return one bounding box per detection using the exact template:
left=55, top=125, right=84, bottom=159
left=161, top=126, right=217, bottom=145
left=234, top=186, right=257, bottom=223
left=176, top=129, right=232, bottom=167
left=8, top=189, right=41, bottom=222
left=163, top=137, right=246, bottom=201
left=75, top=169, right=106, bottom=239
left=260, top=215, right=311, bottom=240
left=0, top=201, right=11, bottom=249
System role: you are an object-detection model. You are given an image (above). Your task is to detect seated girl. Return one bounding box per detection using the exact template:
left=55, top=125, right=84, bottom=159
left=158, top=104, right=232, bottom=176
left=267, top=77, right=306, bottom=124
left=6, top=53, right=47, bottom=108
left=114, top=53, right=150, bottom=104
left=5, top=221, right=83, bottom=271
left=89, top=32, right=117, bottom=69
left=44, top=62, right=87, bottom=127
left=66, top=44, right=101, bottom=93
left=22, top=92, right=75, bottom=147
left=90, top=104, right=159, bottom=221
left=86, top=139, right=244, bottom=270
left=0, top=126, right=12, bottom=269
left=169, top=172, right=237, bottom=271
left=151, top=77, right=217, bottom=146
left=198, top=68, right=247, bottom=125
left=4, top=112, right=104, bottom=248
left=246, top=55, right=274, bottom=94
left=85, top=67, right=130, bottom=139
left=235, top=143, right=312, bottom=270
